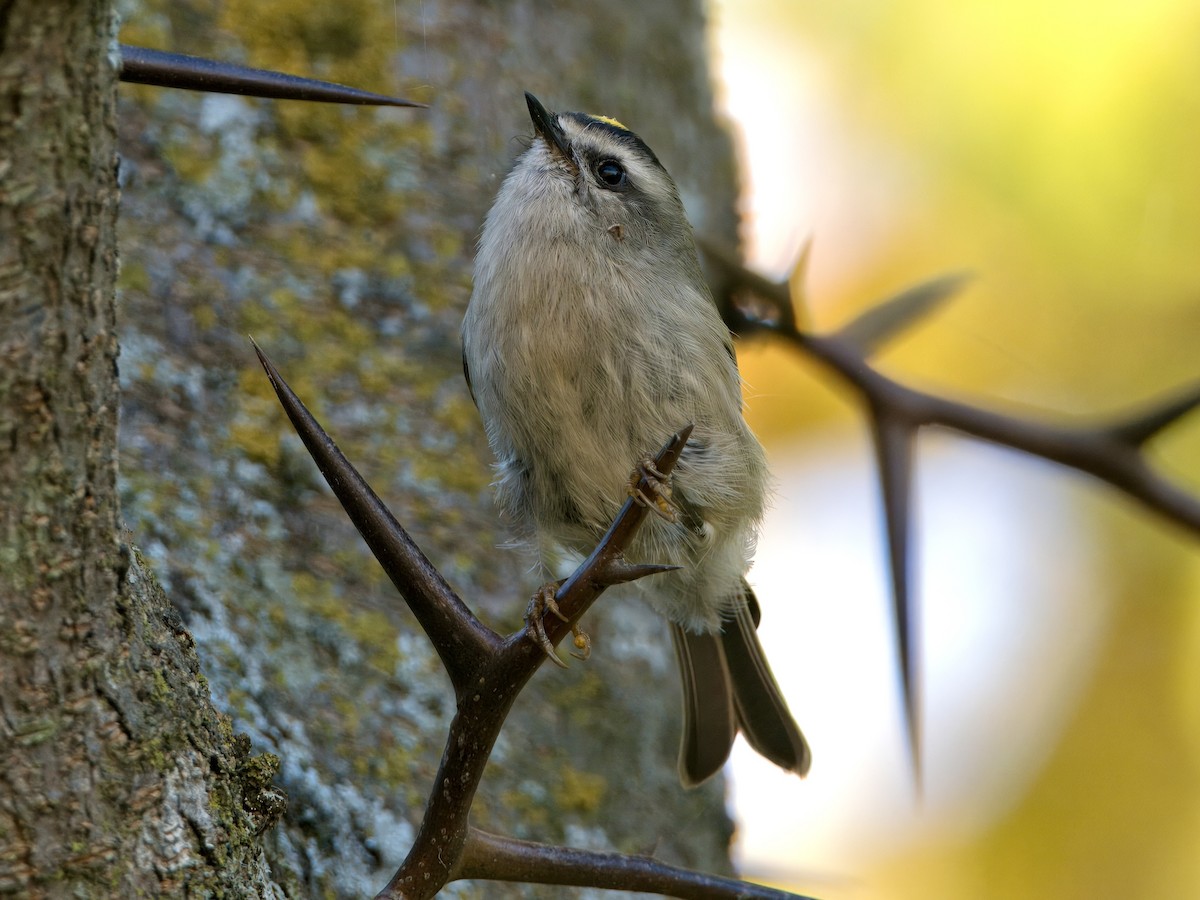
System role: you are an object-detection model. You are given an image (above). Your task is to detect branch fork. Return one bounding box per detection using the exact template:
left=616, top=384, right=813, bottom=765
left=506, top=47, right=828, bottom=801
left=252, top=341, right=811, bottom=900
left=703, top=240, right=1200, bottom=787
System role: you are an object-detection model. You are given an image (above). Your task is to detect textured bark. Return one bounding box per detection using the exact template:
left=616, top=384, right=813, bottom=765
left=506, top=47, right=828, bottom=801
left=3, top=0, right=745, bottom=896
left=0, top=2, right=284, bottom=896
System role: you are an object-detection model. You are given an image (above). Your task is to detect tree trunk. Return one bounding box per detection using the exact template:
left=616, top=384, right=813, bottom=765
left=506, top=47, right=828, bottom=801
left=0, top=2, right=282, bottom=896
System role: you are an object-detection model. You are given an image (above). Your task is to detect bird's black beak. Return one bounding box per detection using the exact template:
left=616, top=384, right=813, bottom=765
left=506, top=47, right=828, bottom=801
left=525, top=92, right=573, bottom=162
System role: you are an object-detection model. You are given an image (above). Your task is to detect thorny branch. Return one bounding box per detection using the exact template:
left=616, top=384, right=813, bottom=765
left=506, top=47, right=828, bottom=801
left=456, top=827, right=805, bottom=898
left=702, top=239, right=1200, bottom=784
left=253, top=345, right=806, bottom=899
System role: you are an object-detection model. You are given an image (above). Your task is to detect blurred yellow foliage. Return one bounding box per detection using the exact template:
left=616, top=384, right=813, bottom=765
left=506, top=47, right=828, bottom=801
left=719, top=1, right=1200, bottom=897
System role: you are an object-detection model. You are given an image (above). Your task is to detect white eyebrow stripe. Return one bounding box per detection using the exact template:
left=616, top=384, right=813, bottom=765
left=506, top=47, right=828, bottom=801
left=558, top=117, right=677, bottom=205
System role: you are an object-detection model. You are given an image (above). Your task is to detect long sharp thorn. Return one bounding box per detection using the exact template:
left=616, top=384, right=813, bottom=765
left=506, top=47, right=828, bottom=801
left=118, top=44, right=427, bottom=108
left=248, top=338, right=498, bottom=688
left=605, top=562, right=683, bottom=586
left=871, top=413, right=922, bottom=793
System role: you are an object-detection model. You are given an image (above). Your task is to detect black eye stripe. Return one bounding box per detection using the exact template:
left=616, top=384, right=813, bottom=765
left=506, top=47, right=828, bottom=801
left=562, top=112, right=665, bottom=170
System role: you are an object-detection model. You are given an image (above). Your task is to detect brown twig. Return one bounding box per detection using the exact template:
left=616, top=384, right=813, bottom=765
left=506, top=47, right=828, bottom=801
left=790, top=328, right=1200, bottom=533
left=455, top=827, right=817, bottom=899
left=702, top=243, right=1200, bottom=783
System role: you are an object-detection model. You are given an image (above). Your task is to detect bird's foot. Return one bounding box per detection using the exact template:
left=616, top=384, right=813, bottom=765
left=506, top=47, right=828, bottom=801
left=569, top=622, right=592, bottom=661
left=526, top=581, right=592, bottom=667
left=628, top=457, right=679, bottom=523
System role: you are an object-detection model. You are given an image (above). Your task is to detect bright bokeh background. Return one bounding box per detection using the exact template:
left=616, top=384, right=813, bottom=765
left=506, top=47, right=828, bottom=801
left=708, top=1, right=1200, bottom=897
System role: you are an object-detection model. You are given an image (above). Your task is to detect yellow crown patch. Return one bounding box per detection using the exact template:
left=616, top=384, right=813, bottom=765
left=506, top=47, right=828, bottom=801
left=589, top=114, right=628, bottom=131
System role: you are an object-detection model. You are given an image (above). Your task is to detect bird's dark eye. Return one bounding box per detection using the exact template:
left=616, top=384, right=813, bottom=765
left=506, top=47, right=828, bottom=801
left=595, top=159, right=627, bottom=188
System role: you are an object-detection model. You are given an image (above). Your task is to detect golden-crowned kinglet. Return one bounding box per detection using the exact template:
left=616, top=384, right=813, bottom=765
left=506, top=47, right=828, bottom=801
left=462, top=93, right=810, bottom=786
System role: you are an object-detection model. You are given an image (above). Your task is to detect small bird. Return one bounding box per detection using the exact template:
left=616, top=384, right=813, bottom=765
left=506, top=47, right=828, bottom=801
left=461, top=92, right=810, bottom=786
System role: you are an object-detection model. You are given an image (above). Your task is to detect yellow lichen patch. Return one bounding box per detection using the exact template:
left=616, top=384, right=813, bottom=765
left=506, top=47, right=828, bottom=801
left=555, top=766, right=607, bottom=815
left=117, top=261, right=151, bottom=294
left=291, top=571, right=401, bottom=673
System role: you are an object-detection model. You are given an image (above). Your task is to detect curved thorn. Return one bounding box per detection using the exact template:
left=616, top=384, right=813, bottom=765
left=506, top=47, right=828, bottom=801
left=118, top=44, right=427, bottom=108
left=835, top=272, right=971, bottom=356
left=603, top=562, right=683, bottom=586
left=784, top=236, right=814, bottom=328
left=1107, top=380, right=1200, bottom=447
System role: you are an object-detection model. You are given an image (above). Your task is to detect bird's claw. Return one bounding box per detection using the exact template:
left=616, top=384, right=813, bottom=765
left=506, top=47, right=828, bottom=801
left=526, top=581, right=593, bottom=669
left=628, top=457, right=679, bottom=523
left=569, top=624, right=591, bottom=661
